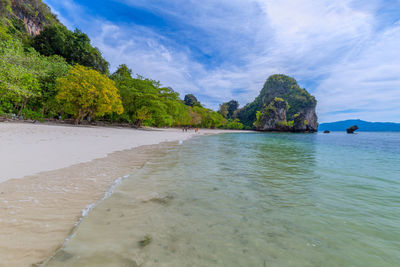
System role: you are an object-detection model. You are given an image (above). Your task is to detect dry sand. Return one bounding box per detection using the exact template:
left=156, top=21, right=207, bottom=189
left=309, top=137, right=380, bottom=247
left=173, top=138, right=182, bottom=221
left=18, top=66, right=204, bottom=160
left=0, top=122, right=246, bottom=266
left=0, top=123, right=218, bottom=182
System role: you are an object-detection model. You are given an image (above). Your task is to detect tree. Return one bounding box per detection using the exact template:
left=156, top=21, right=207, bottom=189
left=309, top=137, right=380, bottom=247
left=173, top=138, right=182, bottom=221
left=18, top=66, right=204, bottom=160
left=0, top=39, right=68, bottom=116
left=110, top=65, right=243, bottom=129
left=33, top=25, right=110, bottom=74
left=226, top=100, right=239, bottom=118
left=56, top=65, right=123, bottom=124
left=218, top=103, right=228, bottom=118
left=184, top=94, right=202, bottom=107
left=218, top=100, right=239, bottom=119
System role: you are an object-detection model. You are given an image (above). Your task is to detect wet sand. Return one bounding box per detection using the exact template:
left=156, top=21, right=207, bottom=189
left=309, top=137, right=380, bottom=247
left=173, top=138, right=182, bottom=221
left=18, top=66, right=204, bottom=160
left=0, top=123, right=246, bottom=266
left=0, top=144, right=164, bottom=266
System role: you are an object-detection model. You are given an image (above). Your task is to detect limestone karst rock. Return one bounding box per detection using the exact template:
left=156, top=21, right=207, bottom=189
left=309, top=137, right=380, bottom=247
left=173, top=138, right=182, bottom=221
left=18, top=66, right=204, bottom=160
left=239, top=74, right=318, bottom=132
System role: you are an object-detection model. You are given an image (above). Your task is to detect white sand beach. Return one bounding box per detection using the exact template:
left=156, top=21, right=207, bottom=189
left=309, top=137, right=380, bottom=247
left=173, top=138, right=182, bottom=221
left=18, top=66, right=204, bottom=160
left=0, top=123, right=230, bottom=183
left=0, top=122, right=246, bottom=266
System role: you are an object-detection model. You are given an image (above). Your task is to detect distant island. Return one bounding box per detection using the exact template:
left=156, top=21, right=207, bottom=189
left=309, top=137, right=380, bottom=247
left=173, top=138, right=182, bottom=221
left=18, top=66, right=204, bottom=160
left=319, top=120, right=400, bottom=132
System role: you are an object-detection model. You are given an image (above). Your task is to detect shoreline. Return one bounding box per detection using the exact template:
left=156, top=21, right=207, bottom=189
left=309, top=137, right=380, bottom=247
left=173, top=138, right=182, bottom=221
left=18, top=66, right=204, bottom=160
left=0, top=122, right=249, bottom=266
left=0, top=122, right=248, bottom=182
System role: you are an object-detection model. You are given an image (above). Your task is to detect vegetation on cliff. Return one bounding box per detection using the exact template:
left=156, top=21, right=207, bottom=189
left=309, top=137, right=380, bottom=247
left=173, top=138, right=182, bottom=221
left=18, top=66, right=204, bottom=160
left=236, top=75, right=318, bottom=131
left=33, top=25, right=109, bottom=74
left=0, top=0, right=58, bottom=41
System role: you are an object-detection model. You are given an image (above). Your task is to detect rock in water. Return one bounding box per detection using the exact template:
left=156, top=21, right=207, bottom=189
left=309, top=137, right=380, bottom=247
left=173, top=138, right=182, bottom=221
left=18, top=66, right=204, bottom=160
left=346, top=125, right=359, bottom=134
left=242, top=74, right=318, bottom=132
left=323, top=130, right=330, bottom=133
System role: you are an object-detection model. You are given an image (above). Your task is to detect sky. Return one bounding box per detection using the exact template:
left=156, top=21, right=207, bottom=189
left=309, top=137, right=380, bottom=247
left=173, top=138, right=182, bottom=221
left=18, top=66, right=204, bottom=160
left=43, top=0, right=400, bottom=123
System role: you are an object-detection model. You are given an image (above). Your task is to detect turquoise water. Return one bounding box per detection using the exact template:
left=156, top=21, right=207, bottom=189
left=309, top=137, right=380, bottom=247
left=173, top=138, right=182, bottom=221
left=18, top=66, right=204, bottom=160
left=47, top=132, right=400, bottom=266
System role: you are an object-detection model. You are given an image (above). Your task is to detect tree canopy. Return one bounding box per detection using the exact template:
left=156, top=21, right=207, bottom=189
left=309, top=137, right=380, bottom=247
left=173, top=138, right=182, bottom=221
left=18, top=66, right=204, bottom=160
left=184, top=94, right=202, bottom=107
left=218, top=100, right=239, bottom=119
left=107, top=65, right=244, bottom=129
left=0, top=39, right=68, bottom=116
left=56, top=65, right=123, bottom=124
left=33, top=25, right=109, bottom=74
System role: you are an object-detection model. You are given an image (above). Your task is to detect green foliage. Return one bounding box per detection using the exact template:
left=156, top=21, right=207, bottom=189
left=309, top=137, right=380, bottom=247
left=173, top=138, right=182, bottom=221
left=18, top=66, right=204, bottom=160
left=110, top=65, right=237, bottom=128
left=238, top=74, right=316, bottom=128
left=223, top=118, right=244, bottom=130
left=112, top=65, right=173, bottom=126
left=218, top=100, right=239, bottom=119
left=218, top=102, right=228, bottom=118
left=56, top=65, right=123, bottom=124
left=21, top=108, right=44, bottom=121
left=276, top=120, right=288, bottom=127
left=0, top=38, right=68, bottom=115
left=11, top=0, right=58, bottom=25
left=184, top=94, right=202, bottom=107
left=237, top=101, right=259, bottom=128
left=253, top=98, right=289, bottom=130
left=0, top=0, right=58, bottom=43
left=33, top=25, right=109, bottom=74
left=253, top=110, right=263, bottom=128
left=263, top=75, right=316, bottom=118
left=0, top=24, right=11, bottom=40
left=0, top=0, right=12, bottom=16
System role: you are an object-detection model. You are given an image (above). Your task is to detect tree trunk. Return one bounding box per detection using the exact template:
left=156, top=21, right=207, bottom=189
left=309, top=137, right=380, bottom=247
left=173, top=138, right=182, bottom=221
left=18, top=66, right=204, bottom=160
left=17, top=98, right=28, bottom=117
left=87, top=110, right=94, bottom=123
left=74, top=109, right=84, bottom=125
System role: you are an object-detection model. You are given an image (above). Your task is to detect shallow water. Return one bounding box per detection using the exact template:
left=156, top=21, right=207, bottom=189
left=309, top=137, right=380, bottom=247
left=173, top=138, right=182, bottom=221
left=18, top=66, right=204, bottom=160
left=46, top=132, right=400, bottom=266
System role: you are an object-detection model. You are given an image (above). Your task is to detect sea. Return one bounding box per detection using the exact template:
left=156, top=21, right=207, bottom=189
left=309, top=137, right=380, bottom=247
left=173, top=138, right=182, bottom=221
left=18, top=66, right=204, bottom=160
left=45, top=132, right=400, bottom=267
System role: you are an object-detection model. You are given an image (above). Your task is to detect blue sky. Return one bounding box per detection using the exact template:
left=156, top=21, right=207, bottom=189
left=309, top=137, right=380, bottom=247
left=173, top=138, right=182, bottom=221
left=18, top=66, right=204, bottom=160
left=43, top=0, right=400, bottom=123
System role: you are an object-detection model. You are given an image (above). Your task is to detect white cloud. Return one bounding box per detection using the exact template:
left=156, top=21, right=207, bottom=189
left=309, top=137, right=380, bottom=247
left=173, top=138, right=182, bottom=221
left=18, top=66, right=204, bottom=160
left=315, top=22, right=400, bottom=122
left=43, top=0, right=400, bottom=121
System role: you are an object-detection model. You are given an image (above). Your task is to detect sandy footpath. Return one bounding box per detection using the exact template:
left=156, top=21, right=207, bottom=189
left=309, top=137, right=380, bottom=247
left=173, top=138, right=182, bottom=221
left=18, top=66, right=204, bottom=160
left=0, top=122, right=246, bottom=266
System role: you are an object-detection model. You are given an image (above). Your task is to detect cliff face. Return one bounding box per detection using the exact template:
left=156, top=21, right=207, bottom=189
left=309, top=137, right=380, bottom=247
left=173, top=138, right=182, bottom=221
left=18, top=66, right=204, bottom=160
left=238, top=74, right=318, bottom=132
left=13, top=0, right=59, bottom=36
left=293, top=107, right=318, bottom=132
left=22, top=16, right=41, bottom=35
left=254, top=98, right=288, bottom=131
left=1, top=0, right=58, bottom=36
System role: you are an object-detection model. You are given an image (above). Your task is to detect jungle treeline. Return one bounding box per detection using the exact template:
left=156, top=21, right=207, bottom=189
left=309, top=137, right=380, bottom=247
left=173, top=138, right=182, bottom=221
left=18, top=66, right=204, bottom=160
left=0, top=1, right=244, bottom=129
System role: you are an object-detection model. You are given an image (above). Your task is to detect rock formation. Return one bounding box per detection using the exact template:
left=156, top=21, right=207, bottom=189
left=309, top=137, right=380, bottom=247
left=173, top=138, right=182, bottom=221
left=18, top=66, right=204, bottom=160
left=346, top=125, right=359, bottom=134
left=239, top=74, right=318, bottom=132
left=3, top=0, right=59, bottom=37
left=254, top=98, right=288, bottom=131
